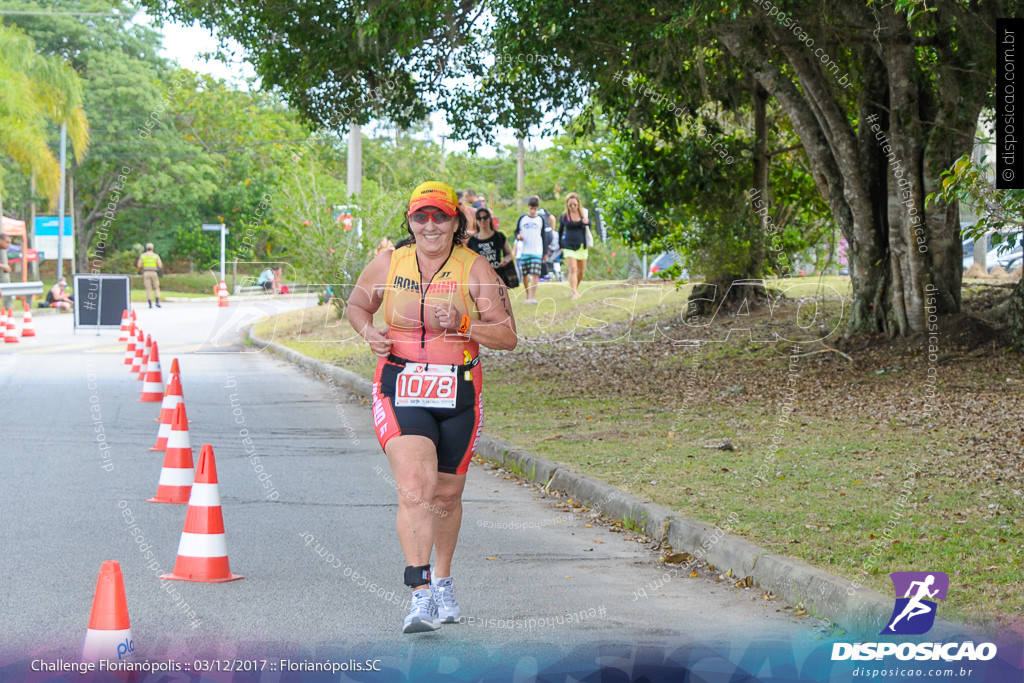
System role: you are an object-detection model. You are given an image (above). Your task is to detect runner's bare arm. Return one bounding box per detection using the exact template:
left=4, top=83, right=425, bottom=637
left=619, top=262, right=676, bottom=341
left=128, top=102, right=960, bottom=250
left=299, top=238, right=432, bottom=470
left=459, top=257, right=517, bottom=350
left=347, top=251, right=393, bottom=357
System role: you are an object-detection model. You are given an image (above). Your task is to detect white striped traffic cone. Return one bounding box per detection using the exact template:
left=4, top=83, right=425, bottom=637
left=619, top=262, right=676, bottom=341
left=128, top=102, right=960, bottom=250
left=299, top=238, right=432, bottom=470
left=4, top=308, right=19, bottom=344
left=154, top=357, right=183, bottom=423
left=123, top=323, right=137, bottom=365
left=161, top=444, right=243, bottom=582
left=148, top=403, right=194, bottom=504
left=20, top=303, right=36, bottom=337
left=151, top=373, right=184, bottom=449
left=137, top=335, right=152, bottom=381
left=129, top=329, right=145, bottom=374
left=139, top=341, right=165, bottom=402
left=81, top=561, right=134, bottom=663
left=217, top=280, right=230, bottom=307
left=117, top=310, right=131, bottom=342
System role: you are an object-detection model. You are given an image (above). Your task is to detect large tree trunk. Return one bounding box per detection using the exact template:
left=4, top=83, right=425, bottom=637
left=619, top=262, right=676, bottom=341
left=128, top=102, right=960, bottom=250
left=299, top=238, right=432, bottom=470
left=1009, top=278, right=1024, bottom=349
left=720, top=2, right=995, bottom=337
left=751, top=79, right=770, bottom=273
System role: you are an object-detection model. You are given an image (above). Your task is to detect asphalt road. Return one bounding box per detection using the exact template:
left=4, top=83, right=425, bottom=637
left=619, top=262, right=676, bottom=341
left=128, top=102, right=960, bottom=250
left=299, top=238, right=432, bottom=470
left=1, top=296, right=822, bottom=679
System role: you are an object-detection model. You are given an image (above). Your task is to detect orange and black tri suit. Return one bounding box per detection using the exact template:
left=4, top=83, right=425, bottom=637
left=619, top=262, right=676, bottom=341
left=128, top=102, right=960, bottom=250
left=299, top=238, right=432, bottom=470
left=371, top=243, right=484, bottom=474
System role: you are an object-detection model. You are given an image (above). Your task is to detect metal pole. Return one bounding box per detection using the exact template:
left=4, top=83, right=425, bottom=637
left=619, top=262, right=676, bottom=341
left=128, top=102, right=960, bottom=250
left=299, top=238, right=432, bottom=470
left=517, top=136, right=525, bottom=211
left=220, top=224, right=226, bottom=282
left=347, top=124, right=362, bottom=197
left=56, top=122, right=67, bottom=281
left=96, top=275, right=103, bottom=336
left=28, top=171, right=38, bottom=280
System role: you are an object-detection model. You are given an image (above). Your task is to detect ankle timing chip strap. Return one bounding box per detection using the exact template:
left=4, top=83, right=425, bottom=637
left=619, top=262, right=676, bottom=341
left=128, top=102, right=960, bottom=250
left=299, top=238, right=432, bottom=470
left=404, top=564, right=431, bottom=587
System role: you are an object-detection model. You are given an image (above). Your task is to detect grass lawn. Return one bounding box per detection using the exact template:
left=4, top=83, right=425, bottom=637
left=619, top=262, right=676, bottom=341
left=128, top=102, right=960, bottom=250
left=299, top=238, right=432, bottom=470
left=253, top=275, right=1023, bottom=632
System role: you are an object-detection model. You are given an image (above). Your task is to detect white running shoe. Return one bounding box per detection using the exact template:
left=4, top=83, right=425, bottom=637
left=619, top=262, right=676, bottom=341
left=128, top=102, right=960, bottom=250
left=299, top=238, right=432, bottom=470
left=432, top=576, right=461, bottom=623
left=402, top=589, right=441, bottom=633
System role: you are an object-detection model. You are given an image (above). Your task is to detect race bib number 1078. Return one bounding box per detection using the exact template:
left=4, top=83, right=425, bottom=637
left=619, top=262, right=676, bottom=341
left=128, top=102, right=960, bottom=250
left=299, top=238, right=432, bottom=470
left=395, top=364, right=457, bottom=408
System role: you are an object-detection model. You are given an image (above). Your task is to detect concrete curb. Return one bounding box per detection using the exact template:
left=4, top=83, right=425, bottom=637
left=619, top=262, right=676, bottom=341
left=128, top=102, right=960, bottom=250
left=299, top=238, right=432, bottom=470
left=248, top=329, right=971, bottom=640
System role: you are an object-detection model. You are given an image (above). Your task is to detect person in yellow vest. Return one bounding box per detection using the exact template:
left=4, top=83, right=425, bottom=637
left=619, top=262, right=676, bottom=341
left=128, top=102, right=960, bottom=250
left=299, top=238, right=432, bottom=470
left=348, top=181, right=517, bottom=633
left=136, top=243, right=163, bottom=308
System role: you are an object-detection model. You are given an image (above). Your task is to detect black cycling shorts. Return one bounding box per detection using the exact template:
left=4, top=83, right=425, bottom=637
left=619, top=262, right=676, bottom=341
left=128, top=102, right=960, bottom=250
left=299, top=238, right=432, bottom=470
left=371, top=356, right=483, bottom=475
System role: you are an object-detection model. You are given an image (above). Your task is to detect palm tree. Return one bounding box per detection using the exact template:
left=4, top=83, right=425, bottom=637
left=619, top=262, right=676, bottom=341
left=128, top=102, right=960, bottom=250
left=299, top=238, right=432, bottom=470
left=0, top=22, right=89, bottom=216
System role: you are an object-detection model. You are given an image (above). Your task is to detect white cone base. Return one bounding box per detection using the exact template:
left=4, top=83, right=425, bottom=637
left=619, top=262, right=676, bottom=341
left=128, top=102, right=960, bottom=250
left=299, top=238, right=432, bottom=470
left=82, top=627, right=134, bottom=663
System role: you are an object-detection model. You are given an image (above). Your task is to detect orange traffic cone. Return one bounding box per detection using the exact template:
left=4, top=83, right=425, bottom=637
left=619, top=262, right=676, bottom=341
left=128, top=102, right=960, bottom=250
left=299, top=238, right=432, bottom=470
left=117, top=310, right=131, bottom=341
left=217, top=280, right=230, bottom=307
left=154, top=357, right=183, bottom=422
left=5, top=308, right=20, bottom=344
left=129, top=329, right=145, bottom=374
left=137, top=335, right=152, bottom=381
left=151, top=374, right=184, bottom=448
left=124, top=325, right=138, bottom=366
left=162, top=444, right=243, bottom=582
left=139, top=341, right=165, bottom=402
left=20, top=302, right=36, bottom=337
left=148, top=404, right=194, bottom=503
left=81, top=561, right=134, bottom=663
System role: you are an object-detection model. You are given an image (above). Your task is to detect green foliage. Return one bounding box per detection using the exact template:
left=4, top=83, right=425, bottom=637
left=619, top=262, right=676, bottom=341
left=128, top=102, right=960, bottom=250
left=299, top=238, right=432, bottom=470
left=0, top=20, right=88, bottom=206
left=171, top=72, right=312, bottom=262
left=929, top=148, right=1024, bottom=349
left=264, top=145, right=401, bottom=309
left=143, top=0, right=483, bottom=131
left=930, top=151, right=1023, bottom=250
left=585, top=240, right=644, bottom=281
left=97, top=248, right=140, bottom=275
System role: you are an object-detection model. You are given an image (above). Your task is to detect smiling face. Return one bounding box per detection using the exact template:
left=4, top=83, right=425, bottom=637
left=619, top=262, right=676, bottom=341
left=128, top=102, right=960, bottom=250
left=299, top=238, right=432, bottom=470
left=408, top=204, right=457, bottom=254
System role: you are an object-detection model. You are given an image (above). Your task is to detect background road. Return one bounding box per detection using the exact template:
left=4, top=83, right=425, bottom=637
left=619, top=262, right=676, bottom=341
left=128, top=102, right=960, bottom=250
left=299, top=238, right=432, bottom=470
left=2, top=296, right=821, bottom=678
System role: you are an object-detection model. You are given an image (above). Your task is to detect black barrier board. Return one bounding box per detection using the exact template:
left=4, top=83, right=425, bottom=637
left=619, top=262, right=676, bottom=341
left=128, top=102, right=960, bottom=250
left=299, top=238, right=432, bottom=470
left=73, top=274, right=131, bottom=329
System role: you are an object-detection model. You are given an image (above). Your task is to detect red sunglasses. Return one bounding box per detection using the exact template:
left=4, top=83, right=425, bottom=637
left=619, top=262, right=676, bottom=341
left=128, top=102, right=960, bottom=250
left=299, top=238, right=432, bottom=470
left=408, top=209, right=453, bottom=225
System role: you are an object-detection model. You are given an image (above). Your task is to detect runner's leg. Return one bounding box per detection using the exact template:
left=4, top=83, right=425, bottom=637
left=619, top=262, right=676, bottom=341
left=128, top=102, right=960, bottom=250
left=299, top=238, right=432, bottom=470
left=432, top=472, right=467, bottom=578
left=385, top=434, right=440, bottom=588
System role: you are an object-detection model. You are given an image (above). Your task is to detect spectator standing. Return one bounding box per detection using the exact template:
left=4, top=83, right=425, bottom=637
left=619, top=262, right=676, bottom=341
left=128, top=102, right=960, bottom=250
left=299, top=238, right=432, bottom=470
left=136, top=242, right=163, bottom=308
left=475, top=195, right=499, bottom=231
left=558, top=192, right=592, bottom=300
left=515, top=196, right=547, bottom=304
left=536, top=204, right=559, bottom=281
left=467, top=208, right=513, bottom=281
